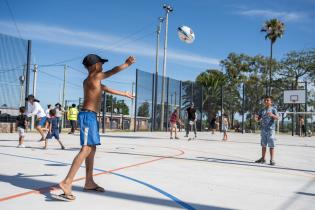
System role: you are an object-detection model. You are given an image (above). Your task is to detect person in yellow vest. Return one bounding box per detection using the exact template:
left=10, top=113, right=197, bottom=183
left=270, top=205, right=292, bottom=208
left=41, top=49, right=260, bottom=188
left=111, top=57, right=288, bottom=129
left=67, top=104, right=79, bottom=134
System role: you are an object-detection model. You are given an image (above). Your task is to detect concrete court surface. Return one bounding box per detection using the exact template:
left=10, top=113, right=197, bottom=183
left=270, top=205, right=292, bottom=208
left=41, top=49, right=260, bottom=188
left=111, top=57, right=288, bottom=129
left=0, top=131, right=314, bottom=210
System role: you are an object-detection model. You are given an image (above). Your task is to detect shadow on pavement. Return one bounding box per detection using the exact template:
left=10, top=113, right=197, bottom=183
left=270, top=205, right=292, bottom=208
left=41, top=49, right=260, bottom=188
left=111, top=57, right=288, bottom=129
left=0, top=174, right=235, bottom=210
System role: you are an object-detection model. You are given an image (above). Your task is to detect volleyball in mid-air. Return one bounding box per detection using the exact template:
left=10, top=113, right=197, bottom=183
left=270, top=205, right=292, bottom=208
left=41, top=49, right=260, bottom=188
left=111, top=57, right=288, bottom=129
left=177, top=25, right=195, bottom=44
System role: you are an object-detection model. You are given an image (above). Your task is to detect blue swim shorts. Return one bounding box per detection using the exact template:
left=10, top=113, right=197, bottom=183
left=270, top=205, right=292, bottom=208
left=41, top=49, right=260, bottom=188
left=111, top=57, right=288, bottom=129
left=78, top=111, right=100, bottom=146
left=37, top=117, right=47, bottom=127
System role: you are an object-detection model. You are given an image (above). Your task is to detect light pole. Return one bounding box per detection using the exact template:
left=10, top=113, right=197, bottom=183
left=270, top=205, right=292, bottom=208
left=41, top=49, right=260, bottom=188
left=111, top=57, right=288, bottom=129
left=32, top=64, right=38, bottom=97
left=160, top=4, right=173, bottom=131
left=61, top=64, right=67, bottom=129
left=19, top=75, right=25, bottom=107
left=153, top=17, right=164, bottom=131
left=31, top=64, right=38, bottom=131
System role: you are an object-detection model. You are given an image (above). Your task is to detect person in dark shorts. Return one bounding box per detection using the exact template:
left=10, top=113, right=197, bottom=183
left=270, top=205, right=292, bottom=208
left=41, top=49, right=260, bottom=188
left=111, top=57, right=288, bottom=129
left=67, top=104, right=79, bottom=134
left=44, top=109, right=65, bottom=150
left=16, top=106, right=28, bottom=148
left=210, top=116, right=216, bottom=134
left=185, top=102, right=197, bottom=140
left=298, top=116, right=306, bottom=137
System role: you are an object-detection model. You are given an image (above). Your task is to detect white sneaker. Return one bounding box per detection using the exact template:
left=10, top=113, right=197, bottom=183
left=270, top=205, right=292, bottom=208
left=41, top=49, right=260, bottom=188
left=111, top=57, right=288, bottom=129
left=17, top=144, right=26, bottom=148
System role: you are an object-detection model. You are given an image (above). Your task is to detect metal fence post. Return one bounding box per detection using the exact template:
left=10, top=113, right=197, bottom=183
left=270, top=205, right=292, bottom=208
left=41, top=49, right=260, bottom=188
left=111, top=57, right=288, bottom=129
left=134, top=69, right=138, bottom=132
left=165, top=77, right=170, bottom=132
left=220, top=85, right=223, bottom=132
left=242, top=83, right=245, bottom=134
left=151, top=74, right=155, bottom=131
left=305, top=81, right=308, bottom=136
left=102, top=92, right=106, bottom=133
left=25, top=40, right=31, bottom=107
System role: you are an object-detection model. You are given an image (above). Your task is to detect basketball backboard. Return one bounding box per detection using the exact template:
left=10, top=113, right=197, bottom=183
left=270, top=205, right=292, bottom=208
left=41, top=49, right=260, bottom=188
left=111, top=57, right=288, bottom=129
left=283, top=90, right=306, bottom=104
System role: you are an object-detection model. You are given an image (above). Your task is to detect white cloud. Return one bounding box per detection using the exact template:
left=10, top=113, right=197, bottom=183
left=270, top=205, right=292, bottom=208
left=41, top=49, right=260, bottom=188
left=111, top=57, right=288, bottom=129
left=0, top=21, right=219, bottom=67
left=238, top=9, right=307, bottom=22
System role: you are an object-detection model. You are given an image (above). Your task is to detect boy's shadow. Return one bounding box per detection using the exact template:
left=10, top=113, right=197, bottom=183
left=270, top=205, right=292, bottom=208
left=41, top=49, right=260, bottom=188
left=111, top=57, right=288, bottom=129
left=0, top=173, right=81, bottom=201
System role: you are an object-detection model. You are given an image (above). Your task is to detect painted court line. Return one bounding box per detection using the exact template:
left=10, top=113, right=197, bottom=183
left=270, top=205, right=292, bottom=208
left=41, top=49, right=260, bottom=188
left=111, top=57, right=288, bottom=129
left=0, top=148, right=196, bottom=210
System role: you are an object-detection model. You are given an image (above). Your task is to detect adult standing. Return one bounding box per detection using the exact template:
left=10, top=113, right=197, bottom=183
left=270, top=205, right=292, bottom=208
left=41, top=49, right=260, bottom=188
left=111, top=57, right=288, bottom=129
left=67, top=104, right=79, bottom=134
left=185, top=102, right=197, bottom=140
left=298, top=116, right=305, bottom=137
left=55, top=103, right=65, bottom=133
left=26, top=95, right=47, bottom=141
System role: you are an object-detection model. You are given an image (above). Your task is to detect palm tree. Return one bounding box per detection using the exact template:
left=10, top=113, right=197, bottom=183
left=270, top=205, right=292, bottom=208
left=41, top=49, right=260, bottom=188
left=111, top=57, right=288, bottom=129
left=195, top=69, right=227, bottom=129
left=261, top=18, right=285, bottom=96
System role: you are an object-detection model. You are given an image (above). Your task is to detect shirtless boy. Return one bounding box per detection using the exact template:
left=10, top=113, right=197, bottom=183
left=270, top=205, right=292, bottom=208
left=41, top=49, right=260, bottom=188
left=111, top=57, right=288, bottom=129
left=52, top=54, right=135, bottom=201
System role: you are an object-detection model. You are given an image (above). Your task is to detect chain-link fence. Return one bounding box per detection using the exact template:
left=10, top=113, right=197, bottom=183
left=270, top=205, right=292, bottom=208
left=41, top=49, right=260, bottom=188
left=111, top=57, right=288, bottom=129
left=133, top=69, right=314, bottom=136
left=0, top=34, right=30, bottom=131
left=0, top=34, right=29, bottom=110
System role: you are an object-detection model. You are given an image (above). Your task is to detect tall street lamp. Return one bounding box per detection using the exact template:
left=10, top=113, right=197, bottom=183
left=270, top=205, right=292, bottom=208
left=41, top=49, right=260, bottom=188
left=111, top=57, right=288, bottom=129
left=160, top=4, right=173, bottom=131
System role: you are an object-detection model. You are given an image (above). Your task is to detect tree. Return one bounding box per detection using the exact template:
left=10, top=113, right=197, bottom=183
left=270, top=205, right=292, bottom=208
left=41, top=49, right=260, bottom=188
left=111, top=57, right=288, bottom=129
left=278, top=49, right=315, bottom=88
left=105, top=95, right=129, bottom=115
left=261, top=18, right=285, bottom=95
left=116, top=100, right=129, bottom=115
left=137, top=101, right=150, bottom=117
left=195, top=69, right=226, bottom=128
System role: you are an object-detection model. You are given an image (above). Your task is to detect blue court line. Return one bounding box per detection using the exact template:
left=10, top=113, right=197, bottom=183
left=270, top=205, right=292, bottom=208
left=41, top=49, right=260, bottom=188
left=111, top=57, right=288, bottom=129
left=0, top=152, right=195, bottom=210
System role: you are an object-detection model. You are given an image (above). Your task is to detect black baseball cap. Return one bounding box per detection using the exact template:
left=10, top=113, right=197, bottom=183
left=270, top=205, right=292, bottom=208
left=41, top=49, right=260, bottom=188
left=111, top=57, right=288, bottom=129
left=82, top=54, right=108, bottom=67
left=25, top=94, right=35, bottom=101
left=25, top=94, right=40, bottom=102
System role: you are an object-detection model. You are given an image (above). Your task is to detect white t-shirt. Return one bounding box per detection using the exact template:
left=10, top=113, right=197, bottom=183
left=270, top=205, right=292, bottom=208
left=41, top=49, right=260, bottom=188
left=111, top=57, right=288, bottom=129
left=45, top=108, right=51, bottom=117
left=27, top=102, right=46, bottom=118
left=55, top=108, right=64, bottom=118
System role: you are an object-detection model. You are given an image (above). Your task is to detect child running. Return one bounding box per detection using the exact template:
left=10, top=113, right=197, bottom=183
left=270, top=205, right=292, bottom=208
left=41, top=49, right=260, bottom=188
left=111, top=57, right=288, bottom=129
left=16, top=106, right=28, bottom=148
left=255, top=96, right=279, bottom=166
left=169, top=107, right=183, bottom=139
left=52, top=54, right=135, bottom=201
left=44, top=109, right=65, bottom=150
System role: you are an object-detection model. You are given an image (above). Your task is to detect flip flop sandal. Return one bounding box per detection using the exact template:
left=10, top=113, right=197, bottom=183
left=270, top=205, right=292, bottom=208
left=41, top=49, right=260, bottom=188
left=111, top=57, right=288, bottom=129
left=83, top=186, right=105, bottom=192
left=51, top=193, right=76, bottom=201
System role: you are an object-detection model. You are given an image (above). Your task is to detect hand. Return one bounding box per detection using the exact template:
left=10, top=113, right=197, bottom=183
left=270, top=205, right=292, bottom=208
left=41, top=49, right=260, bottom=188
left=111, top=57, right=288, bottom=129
left=125, top=91, right=135, bottom=99
left=125, top=56, right=136, bottom=66
left=267, top=112, right=273, bottom=117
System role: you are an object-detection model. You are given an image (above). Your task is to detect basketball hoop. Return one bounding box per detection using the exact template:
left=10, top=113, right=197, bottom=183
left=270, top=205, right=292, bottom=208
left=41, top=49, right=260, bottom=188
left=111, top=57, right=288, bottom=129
left=290, top=95, right=298, bottom=104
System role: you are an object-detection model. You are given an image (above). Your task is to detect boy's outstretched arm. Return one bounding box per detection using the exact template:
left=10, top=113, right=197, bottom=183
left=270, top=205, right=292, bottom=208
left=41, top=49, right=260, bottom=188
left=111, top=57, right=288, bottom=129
left=102, top=85, right=134, bottom=99
left=100, top=56, right=136, bottom=80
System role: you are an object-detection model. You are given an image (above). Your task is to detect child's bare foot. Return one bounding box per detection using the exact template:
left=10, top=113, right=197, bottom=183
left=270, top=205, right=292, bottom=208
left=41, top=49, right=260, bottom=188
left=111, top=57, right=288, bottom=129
left=84, top=182, right=105, bottom=192
left=83, top=186, right=105, bottom=192
left=59, top=181, right=74, bottom=196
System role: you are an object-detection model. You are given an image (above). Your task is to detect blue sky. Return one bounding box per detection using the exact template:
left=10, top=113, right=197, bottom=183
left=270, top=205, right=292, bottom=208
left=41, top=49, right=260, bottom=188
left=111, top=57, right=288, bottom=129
left=1, top=0, right=315, bottom=108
